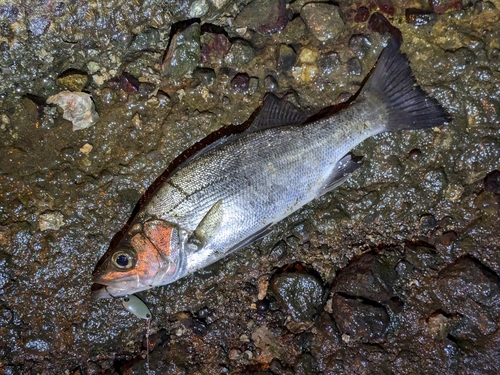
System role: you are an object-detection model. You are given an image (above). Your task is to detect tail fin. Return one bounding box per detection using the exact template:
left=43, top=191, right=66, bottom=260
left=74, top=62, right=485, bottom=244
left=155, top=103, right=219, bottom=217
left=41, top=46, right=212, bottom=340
left=362, top=39, right=451, bottom=131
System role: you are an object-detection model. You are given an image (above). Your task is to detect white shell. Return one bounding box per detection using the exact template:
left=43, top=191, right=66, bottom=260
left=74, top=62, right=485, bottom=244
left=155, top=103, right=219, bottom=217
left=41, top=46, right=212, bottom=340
left=47, top=91, right=98, bottom=131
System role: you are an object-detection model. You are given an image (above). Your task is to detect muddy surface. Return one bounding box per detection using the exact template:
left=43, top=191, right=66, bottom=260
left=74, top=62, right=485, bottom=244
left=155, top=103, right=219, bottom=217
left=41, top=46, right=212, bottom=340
left=1, top=0, right=500, bottom=374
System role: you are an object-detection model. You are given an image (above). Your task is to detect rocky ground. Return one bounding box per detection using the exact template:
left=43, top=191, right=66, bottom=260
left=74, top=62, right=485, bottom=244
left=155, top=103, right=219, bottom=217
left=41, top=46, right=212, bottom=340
left=1, top=0, right=500, bottom=374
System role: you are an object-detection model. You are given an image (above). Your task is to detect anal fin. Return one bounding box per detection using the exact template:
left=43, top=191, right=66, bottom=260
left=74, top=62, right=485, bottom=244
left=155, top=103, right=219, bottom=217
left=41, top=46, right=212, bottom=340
left=318, top=153, right=362, bottom=197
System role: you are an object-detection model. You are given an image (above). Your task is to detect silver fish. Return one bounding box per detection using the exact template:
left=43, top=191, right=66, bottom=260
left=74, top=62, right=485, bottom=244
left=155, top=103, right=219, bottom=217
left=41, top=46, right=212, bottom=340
left=92, top=40, right=450, bottom=298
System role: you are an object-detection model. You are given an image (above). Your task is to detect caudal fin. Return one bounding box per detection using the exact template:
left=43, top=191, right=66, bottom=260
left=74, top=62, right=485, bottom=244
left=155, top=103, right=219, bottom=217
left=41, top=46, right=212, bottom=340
left=362, top=39, right=451, bottom=131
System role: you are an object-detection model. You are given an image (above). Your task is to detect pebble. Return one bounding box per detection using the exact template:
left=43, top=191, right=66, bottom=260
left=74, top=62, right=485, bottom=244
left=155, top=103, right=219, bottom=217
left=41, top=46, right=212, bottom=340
left=300, top=3, right=344, bottom=42
left=79, top=143, right=93, bottom=155
left=47, top=91, right=99, bottom=131
left=270, top=271, right=323, bottom=322
left=224, top=39, right=255, bottom=66
left=278, top=44, right=296, bottom=72
left=233, top=0, right=288, bottom=35
left=200, top=32, right=230, bottom=66
left=189, top=0, right=209, bottom=18
left=231, top=73, right=250, bottom=93
left=405, top=9, right=438, bottom=26
left=368, top=12, right=402, bottom=42
left=162, top=23, right=201, bottom=80
left=430, top=0, right=462, bottom=14
left=57, top=69, right=89, bottom=91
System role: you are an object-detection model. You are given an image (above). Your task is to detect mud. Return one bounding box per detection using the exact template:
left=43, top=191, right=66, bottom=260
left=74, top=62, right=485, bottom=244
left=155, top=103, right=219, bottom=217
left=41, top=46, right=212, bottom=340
left=1, top=0, right=500, bottom=374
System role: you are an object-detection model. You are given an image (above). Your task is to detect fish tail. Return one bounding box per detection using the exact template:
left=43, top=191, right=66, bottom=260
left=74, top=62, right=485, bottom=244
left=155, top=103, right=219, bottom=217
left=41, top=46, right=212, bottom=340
left=362, top=39, right=451, bottom=131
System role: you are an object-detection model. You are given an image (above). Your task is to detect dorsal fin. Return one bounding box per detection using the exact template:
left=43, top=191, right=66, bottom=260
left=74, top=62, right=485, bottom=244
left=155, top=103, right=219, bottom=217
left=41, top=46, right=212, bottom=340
left=246, top=93, right=307, bottom=133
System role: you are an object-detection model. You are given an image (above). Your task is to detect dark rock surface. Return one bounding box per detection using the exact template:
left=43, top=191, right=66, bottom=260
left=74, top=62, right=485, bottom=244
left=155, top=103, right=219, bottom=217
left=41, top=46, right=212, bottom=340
left=1, top=0, right=500, bottom=374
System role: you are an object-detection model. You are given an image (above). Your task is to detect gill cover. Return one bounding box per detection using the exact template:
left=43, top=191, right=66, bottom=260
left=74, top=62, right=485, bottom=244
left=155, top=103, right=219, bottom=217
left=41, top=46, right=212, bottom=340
left=92, top=219, right=184, bottom=298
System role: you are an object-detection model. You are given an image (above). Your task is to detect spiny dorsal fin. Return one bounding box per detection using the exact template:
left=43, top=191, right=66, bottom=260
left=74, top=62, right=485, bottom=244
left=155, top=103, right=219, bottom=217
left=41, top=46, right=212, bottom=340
left=246, top=93, right=307, bottom=133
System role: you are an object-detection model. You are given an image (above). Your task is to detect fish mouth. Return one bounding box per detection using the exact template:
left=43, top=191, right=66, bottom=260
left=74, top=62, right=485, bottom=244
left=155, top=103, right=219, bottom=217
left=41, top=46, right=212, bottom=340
left=91, top=283, right=115, bottom=299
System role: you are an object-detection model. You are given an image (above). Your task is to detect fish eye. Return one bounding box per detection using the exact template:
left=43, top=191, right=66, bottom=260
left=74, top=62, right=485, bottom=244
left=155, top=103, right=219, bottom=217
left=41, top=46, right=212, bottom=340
left=111, top=249, right=135, bottom=270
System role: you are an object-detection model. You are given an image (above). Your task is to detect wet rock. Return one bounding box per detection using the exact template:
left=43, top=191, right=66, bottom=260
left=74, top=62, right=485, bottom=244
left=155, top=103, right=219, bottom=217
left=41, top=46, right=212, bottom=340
left=233, top=0, right=288, bottom=35
left=109, top=72, right=141, bottom=93
left=405, top=9, right=438, bottom=26
left=270, top=270, right=323, bottom=322
left=278, top=44, right=296, bottom=72
left=331, top=252, right=396, bottom=304
left=224, top=39, right=256, bottom=66
left=252, top=324, right=285, bottom=363
left=231, top=73, right=250, bottom=93
left=200, top=32, right=230, bottom=66
left=300, top=3, right=344, bottom=42
left=57, top=69, right=89, bottom=91
left=435, top=257, right=500, bottom=337
left=189, top=0, right=209, bottom=18
left=294, top=353, right=315, bottom=375
left=129, top=28, right=161, bottom=52
left=430, top=0, right=462, bottom=14
left=162, top=23, right=201, bottom=80
left=47, top=91, right=99, bottom=131
left=331, top=294, right=389, bottom=342
left=368, top=12, right=402, bottom=42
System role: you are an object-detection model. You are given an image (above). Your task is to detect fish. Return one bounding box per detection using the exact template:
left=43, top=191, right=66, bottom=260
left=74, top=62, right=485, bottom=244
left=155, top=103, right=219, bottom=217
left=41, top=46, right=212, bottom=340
left=91, top=40, right=450, bottom=299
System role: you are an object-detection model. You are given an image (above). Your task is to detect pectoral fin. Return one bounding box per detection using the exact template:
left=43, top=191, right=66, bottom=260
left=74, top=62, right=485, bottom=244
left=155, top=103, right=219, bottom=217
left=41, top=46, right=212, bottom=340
left=318, top=154, right=362, bottom=197
left=193, top=199, right=224, bottom=245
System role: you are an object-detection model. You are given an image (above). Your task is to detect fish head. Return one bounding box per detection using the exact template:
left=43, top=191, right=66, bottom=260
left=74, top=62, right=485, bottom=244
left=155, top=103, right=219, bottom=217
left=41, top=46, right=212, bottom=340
left=92, top=219, right=183, bottom=299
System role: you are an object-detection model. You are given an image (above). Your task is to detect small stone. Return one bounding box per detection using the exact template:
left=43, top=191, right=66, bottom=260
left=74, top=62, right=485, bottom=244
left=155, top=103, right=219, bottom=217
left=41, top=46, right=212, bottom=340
left=368, top=12, right=402, bottom=42
left=224, top=39, right=256, bottom=66
left=278, top=44, right=296, bottom=72
left=233, top=0, right=288, bottom=35
left=354, top=6, right=370, bottom=22
left=189, top=0, right=209, bottom=18
left=430, top=0, right=462, bottom=14
left=29, top=17, right=50, bottom=36
left=264, top=75, right=278, bottom=91
left=347, top=57, right=362, bottom=75
left=375, top=0, right=395, bottom=16
left=231, top=73, right=250, bottom=93
left=79, top=143, right=93, bottom=155
left=229, top=349, right=241, bottom=360
left=405, top=9, right=437, bottom=26
left=348, top=34, right=371, bottom=58
left=300, top=3, right=344, bottom=42
left=445, top=184, right=464, bottom=201
left=129, top=28, right=161, bottom=52
left=484, top=170, right=500, bottom=194
left=474, top=191, right=499, bottom=215
left=162, top=23, right=201, bottom=80
left=331, top=294, right=389, bottom=342
left=200, top=32, right=230, bottom=66
left=47, top=91, right=99, bottom=131
left=57, top=69, right=89, bottom=91
left=298, top=47, right=318, bottom=64
left=39, top=211, right=65, bottom=231
left=87, top=61, right=100, bottom=74
left=419, top=214, right=437, bottom=232
left=270, top=271, right=323, bottom=322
